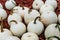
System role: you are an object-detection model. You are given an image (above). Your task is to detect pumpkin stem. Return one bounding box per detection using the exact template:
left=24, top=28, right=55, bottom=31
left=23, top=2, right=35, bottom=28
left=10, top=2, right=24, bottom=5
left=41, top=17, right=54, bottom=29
left=11, top=1, right=16, bottom=6
left=55, top=24, right=60, bottom=32
left=10, top=20, right=17, bottom=24
left=47, top=36, right=60, bottom=40
left=1, top=17, right=4, bottom=32
left=19, top=4, right=24, bottom=10
left=10, top=9, right=13, bottom=15
left=34, top=16, right=40, bottom=24
left=28, top=9, right=32, bottom=14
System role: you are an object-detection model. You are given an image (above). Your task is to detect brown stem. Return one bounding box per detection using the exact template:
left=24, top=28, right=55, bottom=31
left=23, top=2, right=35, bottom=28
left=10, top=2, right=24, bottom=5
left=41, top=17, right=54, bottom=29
left=28, top=9, right=32, bottom=14
left=10, top=9, right=13, bottom=15
left=10, top=20, right=17, bottom=24
left=34, top=16, right=40, bottom=24
left=1, top=17, right=4, bottom=32
left=19, top=4, right=24, bottom=10
left=55, top=24, right=60, bottom=32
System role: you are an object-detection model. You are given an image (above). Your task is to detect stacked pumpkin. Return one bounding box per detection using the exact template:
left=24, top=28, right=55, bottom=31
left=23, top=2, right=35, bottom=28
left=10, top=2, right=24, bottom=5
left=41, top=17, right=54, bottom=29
left=0, top=0, right=60, bottom=40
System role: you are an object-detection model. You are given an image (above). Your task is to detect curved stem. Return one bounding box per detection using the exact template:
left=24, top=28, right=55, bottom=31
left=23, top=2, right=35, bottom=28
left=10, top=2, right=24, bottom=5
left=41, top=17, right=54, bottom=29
left=55, top=24, right=60, bottom=32
left=10, top=20, right=17, bottom=24
left=11, top=1, right=16, bottom=6
left=47, top=36, right=60, bottom=40
left=1, top=17, right=4, bottom=32
left=34, top=16, right=40, bottom=24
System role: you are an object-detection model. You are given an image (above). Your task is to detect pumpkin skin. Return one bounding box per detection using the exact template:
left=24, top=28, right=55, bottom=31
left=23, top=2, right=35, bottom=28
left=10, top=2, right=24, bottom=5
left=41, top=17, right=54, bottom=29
left=58, top=14, right=60, bottom=24
left=44, top=24, right=60, bottom=38
left=7, top=13, right=22, bottom=26
left=21, top=32, right=39, bottom=40
left=0, top=9, right=7, bottom=21
left=5, top=36, right=20, bottom=40
left=27, top=20, right=44, bottom=35
left=46, top=38, right=58, bottom=40
left=13, top=6, right=29, bottom=18
left=0, top=29, right=12, bottom=40
left=24, top=9, right=40, bottom=24
left=32, top=0, right=44, bottom=10
left=41, top=11, right=57, bottom=26
left=10, top=21, right=26, bottom=37
left=0, top=3, right=3, bottom=8
left=5, top=0, right=16, bottom=10
left=45, top=0, right=57, bottom=9
left=40, top=4, right=54, bottom=14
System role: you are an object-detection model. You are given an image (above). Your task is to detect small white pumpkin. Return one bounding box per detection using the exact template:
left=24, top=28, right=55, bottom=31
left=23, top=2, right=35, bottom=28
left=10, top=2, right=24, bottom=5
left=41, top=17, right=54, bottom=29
left=40, top=4, right=54, bottom=14
left=0, top=29, right=13, bottom=40
left=32, top=0, right=44, bottom=10
left=10, top=20, right=26, bottom=37
left=0, top=9, right=7, bottom=21
left=45, top=24, right=60, bottom=38
left=7, top=12, right=22, bottom=25
left=5, top=36, right=20, bottom=40
left=24, top=9, right=40, bottom=24
left=0, top=19, right=12, bottom=40
left=21, top=32, right=39, bottom=40
left=0, top=3, right=3, bottom=8
left=27, top=16, right=44, bottom=35
left=5, top=0, right=16, bottom=10
left=41, top=11, right=57, bottom=26
left=45, top=0, right=57, bottom=9
left=58, top=14, right=60, bottom=24
left=13, top=6, right=29, bottom=18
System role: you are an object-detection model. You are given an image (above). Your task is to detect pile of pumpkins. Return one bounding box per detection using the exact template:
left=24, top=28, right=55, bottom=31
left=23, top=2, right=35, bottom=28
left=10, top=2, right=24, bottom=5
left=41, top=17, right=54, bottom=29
left=0, top=0, right=60, bottom=40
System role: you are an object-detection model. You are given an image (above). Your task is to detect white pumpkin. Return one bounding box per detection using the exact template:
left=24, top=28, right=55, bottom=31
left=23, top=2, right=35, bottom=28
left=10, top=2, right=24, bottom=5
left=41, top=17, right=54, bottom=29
left=45, top=0, right=57, bottom=9
left=24, top=9, right=40, bottom=24
left=41, top=11, right=57, bottom=26
left=13, top=6, right=29, bottom=18
left=45, top=24, right=60, bottom=38
left=40, top=4, right=54, bottom=14
left=21, top=32, right=39, bottom=40
left=58, top=14, right=60, bottom=24
left=5, top=36, right=20, bottom=40
left=0, top=18, right=12, bottom=40
left=10, top=20, right=26, bottom=37
left=0, top=28, right=12, bottom=40
left=27, top=16, right=44, bottom=35
left=32, top=0, right=44, bottom=10
left=0, top=3, right=3, bottom=8
left=7, top=12, right=22, bottom=25
left=5, top=0, right=16, bottom=10
left=0, top=9, right=7, bottom=21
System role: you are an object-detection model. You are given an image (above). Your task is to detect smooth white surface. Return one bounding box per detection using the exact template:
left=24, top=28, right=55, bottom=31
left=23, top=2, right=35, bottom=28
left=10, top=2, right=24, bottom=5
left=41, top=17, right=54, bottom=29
left=40, top=4, right=54, bottom=14
left=21, top=32, right=39, bottom=40
left=24, top=9, right=40, bottom=24
left=45, top=24, right=60, bottom=38
left=8, top=13, right=22, bottom=25
left=10, top=22, right=26, bottom=37
left=41, top=11, right=57, bottom=26
left=5, top=0, right=16, bottom=10
left=5, top=36, right=20, bottom=40
left=0, top=9, right=7, bottom=21
left=32, top=0, right=44, bottom=10
left=27, top=20, right=44, bottom=35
